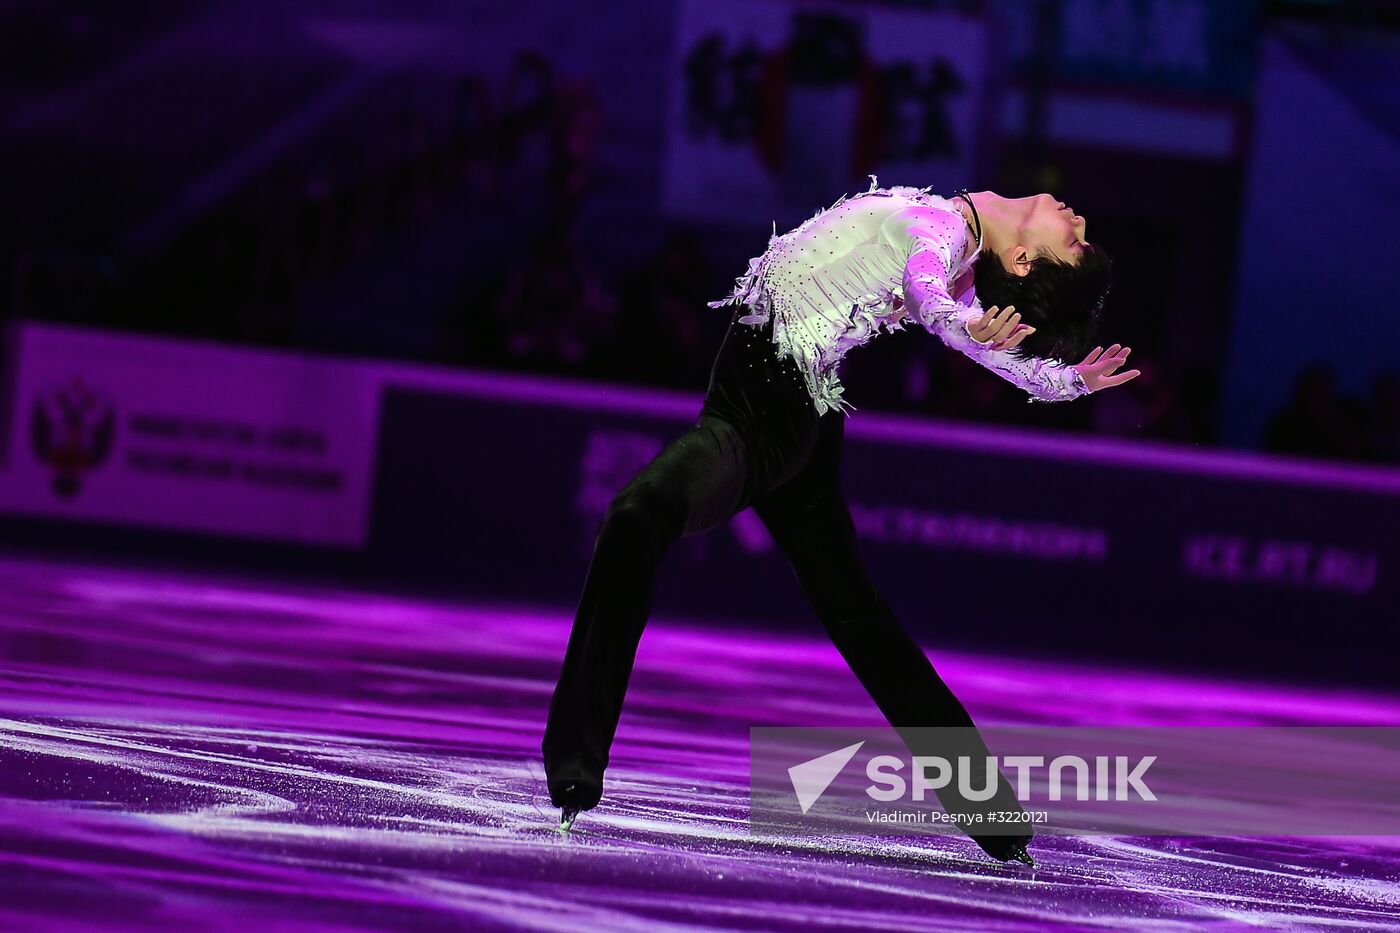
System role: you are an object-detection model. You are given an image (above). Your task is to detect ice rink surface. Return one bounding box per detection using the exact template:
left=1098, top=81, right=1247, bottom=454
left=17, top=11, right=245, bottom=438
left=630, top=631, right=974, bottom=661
left=0, top=555, right=1397, bottom=931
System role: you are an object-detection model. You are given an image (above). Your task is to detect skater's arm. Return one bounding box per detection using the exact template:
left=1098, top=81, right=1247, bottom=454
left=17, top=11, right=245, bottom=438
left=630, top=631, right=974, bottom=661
left=883, top=205, right=1090, bottom=403
left=928, top=300, right=1091, bottom=403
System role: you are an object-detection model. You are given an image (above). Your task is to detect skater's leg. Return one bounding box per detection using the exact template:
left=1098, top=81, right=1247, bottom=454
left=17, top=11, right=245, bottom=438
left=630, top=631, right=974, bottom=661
left=746, top=415, right=974, bottom=726
left=543, top=415, right=750, bottom=812
left=751, top=482, right=980, bottom=733
left=750, top=417, right=1032, bottom=860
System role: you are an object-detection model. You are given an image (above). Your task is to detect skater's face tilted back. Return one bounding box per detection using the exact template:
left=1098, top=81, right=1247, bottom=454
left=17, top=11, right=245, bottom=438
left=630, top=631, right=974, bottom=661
left=966, top=191, right=1114, bottom=365
left=972, top=192, right=1090, bottom=271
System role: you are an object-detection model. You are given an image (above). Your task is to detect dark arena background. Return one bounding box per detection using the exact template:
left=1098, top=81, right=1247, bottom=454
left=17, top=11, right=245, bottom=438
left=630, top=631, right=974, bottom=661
left=2, top=1, right=1399, bottom=930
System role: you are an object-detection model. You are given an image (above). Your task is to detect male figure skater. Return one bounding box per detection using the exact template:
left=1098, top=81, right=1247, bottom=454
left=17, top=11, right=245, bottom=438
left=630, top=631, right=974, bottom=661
left=541, top=176, right=1140, bottom=866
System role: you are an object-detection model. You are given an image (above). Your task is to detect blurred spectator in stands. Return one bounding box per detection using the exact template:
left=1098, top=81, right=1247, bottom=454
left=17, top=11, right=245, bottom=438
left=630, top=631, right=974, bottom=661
left=342, top=143, right=391, bottom=266
left=12, top=252, right=117, bottom=324
left=246, top=167, right=299, bottom=310
left=449, top=74, right=499, bottom=199
left=1365, top=371, right=1400, bottom=464
left=611, top=229, right=715, bottom=387
left=549, top=78, right=602, bottom=232
left=900, top=351, right=933, bottom=409
left=1091, top=366, right=1195, bottom=441
left=499, top=51, right=557, bottom=175
left=1264, top=363, right=1365, bottom=461
left=491, top=218, right=616, bottom=372
left=1091, top=365, right=1155, bottom=437
left=282, top=159, right=337, bottom=290
left=929, top=351, right=1003, bottom=423
left=387, top=106, right=441, bottom=228
left=244, top=135, right=390, bottom=345
left=1334, top=396, right=1370, bottom=462
left=839, top=333, right=930, bottom=413
left=1176, top=365, right=1221, bottom=446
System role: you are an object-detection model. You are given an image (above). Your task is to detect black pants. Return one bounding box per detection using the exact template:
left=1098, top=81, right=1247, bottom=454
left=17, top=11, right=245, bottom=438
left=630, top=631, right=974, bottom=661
left=542, top=309, right=1028, bottom=843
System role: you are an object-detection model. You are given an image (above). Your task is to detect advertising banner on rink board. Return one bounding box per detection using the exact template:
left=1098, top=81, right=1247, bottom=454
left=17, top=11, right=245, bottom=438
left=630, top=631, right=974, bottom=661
left=662, top=0, right=987, bottom=225
left=370, top=376, right=1398, bottom=686
left=0, top=322, right=380, bottom=547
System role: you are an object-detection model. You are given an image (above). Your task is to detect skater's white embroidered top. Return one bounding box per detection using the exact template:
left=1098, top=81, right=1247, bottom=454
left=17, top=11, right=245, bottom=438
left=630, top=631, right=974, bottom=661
left=708, top=176, right=1091, bottom=416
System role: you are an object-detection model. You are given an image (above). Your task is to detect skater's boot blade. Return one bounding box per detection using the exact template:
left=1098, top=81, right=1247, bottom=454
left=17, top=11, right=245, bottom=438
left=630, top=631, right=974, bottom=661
left=971, top=832, right=1035, bottom=866
left=556, top=780, right=585, bottom=832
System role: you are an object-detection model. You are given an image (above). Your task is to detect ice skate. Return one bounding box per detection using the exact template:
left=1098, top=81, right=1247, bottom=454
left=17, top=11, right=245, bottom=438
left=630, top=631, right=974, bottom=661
left=556, top=781, right=585, bottom=832
left=972, top=832, right=1036, bottom=867
left=1005, top=840, right=1035, bottom=867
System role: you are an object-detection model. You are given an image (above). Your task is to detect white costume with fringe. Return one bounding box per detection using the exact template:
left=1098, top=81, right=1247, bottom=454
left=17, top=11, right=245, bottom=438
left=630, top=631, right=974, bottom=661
left=707, top=176, right=1091, bottom=416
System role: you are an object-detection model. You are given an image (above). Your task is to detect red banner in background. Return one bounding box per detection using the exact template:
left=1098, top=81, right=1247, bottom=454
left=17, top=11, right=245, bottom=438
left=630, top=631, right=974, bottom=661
left=662, top=0, right=989, bottom=226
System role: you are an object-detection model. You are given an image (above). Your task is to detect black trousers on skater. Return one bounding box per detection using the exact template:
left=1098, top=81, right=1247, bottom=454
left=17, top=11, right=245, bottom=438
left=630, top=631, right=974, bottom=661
left=542, top=307, right=1029, bottom=843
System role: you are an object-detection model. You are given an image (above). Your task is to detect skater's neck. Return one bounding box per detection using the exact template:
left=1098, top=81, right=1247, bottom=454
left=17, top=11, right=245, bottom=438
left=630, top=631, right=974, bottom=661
left=952, top=192, right=986, bottom=252
left=950, top=191, right=987, bottom=268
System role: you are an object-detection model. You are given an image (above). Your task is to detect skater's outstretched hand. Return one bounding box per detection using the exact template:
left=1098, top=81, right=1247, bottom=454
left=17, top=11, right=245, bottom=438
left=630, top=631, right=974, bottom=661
left=967, top=304, right=1035, bottom=352
left=1072, top=344, right=1141, bottom=392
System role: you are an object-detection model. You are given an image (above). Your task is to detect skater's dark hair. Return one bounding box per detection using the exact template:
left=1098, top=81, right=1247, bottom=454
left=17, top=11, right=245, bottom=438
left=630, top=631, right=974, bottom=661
left=972, top=243, right=1113, bottom=364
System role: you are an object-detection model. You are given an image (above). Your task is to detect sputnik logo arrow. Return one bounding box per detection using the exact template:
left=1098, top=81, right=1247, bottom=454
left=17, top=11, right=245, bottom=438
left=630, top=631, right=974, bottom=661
left=788, top=741, right=865, bottom=814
